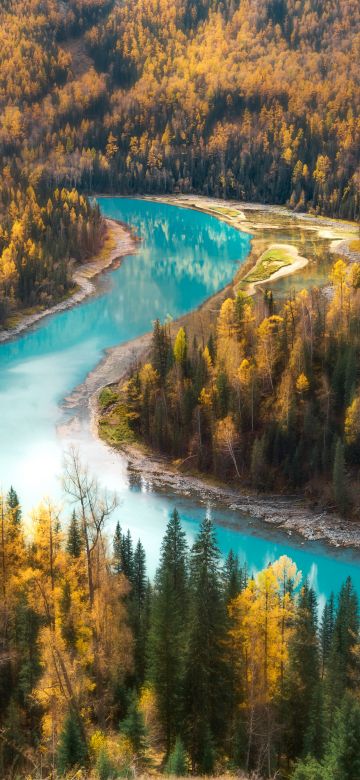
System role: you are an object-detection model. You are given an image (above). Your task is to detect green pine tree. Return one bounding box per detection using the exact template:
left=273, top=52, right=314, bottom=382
left=185, top=517, right=226, bottom=772
left=96, top=747, right=116, bottom=780
left=132, top=539, right=148, bottom=683
left=6, top=486, right=21, bottom=524
left=120, top=693, right=147, bottom=760
left=322, top=693, right=360, bottom=780
left=222, top=549, right=244, bottom=603
left=121, top=529, right=134, bottom=581
left=320, top=593, right=335, bottom=678
left=113, top=520, right=122, bottom=574
left=57, top=709, right=87, bottom=775
left=148, top=508, right=188, bottom=753
left=327, top=577, right=360, bottom=718
left=66, top=510, right=82, bottom=558
left=165, top=736, right=188, bottom=775
left=282, top=583, right=320, bottom=761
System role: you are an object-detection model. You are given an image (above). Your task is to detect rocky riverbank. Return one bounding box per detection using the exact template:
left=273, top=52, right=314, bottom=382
left=62, top=196, right=360, bottom=552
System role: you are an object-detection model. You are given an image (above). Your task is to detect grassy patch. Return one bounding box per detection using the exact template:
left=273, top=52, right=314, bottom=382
left=244, top=247, right=293, bottom=283
left=99, top=402, right=136, bottom=445
left=213, top=206, right=241, bottom=218
left=98, top=386, right=120, bottom=411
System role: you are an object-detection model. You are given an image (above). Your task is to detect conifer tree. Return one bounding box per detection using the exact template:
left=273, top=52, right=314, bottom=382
left=120, top=693, right=147, bottom=759
left=327, top=577, right=360, bottom=715
left=121, top=529, right=134, bottom=580
left=132, top=539, right=148, bottom=684
left=166, top=736, right=188, bottom=775
left=148, top=508, right=188, bottom=753
left=320, top=593, right=335, bottom=677
left=66, top=510, right=82, bottom=558
left=6, top=487, right=21, bottom=524
left=222, top=549, right=244, bottom=603
left=185, top=517, right=226, bottom=771
left=57, top=709, right=87, bottom=775
left=283, top=583, right=320, bottom=760
left=113, top=520, right=122, bottom=574
left=324, top=693, right=360, bottom=779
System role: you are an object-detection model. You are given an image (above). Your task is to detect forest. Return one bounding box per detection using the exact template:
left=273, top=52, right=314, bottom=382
left=1, top=462, right=360, bottom=780
left=0, top=0, right=359, bottom=328
left=100, top=256, right=360, bottom=517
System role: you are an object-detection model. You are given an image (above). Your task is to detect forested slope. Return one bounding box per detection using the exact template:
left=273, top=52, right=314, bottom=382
left=100, top=257, right=360, bottom=516
left=1, top=477, right=360, bottom=780
left=0, top=0, right=359, bottom=324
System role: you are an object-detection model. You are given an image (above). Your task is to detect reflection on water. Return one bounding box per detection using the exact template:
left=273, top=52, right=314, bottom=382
left=247, top=208, right=355, bottom=297
left=0, top=198, right=251, bottom=506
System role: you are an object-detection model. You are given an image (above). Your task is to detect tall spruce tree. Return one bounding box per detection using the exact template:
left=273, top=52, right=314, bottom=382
left=320, top=593, right=335, bottom=678
left=132, top=539, right=148, bottom=684
left=113, top=521, right=122, bottom=574
left=120, top=692, right=147, bottom=760
left=327, top=577, right=360, bottom=717
left=57, top=709, right=87, bottom=775
left=121, top=530, right=134, bottom=581
left=6, top=487, right=21, bottom=524
left=222, top=549, right=244, bottom=603
left=148, top=509, right=188, bottom=753
left=185, top=517, right=226, bottom=772
left=282, top=583, right=320, bottom=761
left=322, top=693, right=360, bottom=779
left=66, top=510, right=82, bottom=558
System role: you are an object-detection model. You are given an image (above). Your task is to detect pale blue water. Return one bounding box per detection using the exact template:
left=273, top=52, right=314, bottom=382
left=0, top=197, right=359, bottom=605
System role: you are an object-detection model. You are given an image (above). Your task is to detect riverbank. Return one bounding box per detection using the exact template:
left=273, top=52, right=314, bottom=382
left=0, top=218, right=137, bottom=344
left=60, top=196, right=360, bottom=552
left=143, top=194, right=360, bottom=292
left=81, top=330, right=360, bottom=552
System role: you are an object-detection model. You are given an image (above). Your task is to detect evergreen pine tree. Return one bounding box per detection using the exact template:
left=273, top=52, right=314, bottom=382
left=132, top=539, right=148, bottom=684
left=120, top=693, right=147, bottom=759
left=185, top=517, right=226, bottom=771
left=121, top=530, right=134, bottom=581
left=148, top=508, right=188, bottom=753
left=320, top=593, right=334, bottom=677
left=113, top=520, right=122, bottom=574
left=222, top=549, right=244, bottom=603
left=66, top=510, right=82, bottom=558
left=57, top=709, right=87, bottom=775
left=282, top=583, right=320, bottom=761
left=6, top=486, right=21, bottom=524
left=96, top=747, right=116, bottom=780
left=303, top=683, right=325, bottom=761
left=323, top=693, right=360, bottom=780
left=327, top=577, right=360, bottom=716
left=152, top=318, right=171, bottom=384
left=133, top=540, right=147, bottom=617
left=165, top=736, right=188, bottom=775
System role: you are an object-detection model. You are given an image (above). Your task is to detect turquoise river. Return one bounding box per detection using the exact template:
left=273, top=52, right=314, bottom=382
left=0, top=197, right=359, bottom=608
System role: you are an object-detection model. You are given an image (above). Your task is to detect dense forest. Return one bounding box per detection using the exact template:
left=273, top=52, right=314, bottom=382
left=1, top=465, right=360, bottom=780
left=1, top=0, right=359, bottom=322
left=100, top=256, right=360, bottom=516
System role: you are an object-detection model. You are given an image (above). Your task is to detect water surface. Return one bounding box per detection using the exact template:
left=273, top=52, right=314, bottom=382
left=0, top=197, right=359, bottom=603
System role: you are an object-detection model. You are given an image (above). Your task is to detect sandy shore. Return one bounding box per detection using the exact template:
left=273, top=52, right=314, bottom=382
left=0, top=218, right=137, bottom=344
left=242, top=243, right=309, bottom=295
